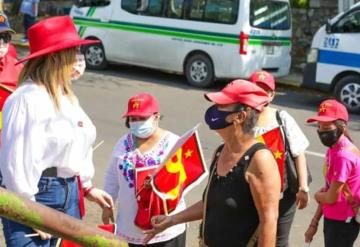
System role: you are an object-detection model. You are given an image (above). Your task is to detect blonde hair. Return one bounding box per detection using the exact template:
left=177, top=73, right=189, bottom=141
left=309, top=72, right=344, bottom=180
left=19, top=47, right=78, bottom=110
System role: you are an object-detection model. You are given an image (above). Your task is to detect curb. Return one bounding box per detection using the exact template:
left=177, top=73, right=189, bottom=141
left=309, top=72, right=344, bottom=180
left=9, top=37, right=306, bottom=89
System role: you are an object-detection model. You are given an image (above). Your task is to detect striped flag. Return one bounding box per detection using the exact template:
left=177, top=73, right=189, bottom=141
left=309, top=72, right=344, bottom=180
left=152, top=125, right=208, bottom=214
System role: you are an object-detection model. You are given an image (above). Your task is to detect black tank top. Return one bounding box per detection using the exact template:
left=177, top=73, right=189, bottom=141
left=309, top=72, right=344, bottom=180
left=202, top=143, right=268, bottom=247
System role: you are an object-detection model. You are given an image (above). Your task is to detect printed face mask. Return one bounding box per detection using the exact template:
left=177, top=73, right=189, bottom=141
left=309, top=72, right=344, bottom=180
left=129, top=116, right=157, bottom=139
left=0, top=43, right=9, bottom=58
left=317, top=128, right=342, bottom=147
left=71, top=53, right=86, bottom=80
left=204, top=105, right=237, bottom=130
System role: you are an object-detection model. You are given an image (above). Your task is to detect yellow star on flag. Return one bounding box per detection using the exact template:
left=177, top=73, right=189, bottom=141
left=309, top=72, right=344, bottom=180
left=184, top=149, right=193, bottom=158
left=274, top=150, right=283, bottom=160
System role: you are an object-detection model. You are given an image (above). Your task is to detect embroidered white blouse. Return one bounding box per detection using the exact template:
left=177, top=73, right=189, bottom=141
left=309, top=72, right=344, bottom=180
left=104, top=132, right=186, bottom=244
left=0, top=81, right=96, bottom=200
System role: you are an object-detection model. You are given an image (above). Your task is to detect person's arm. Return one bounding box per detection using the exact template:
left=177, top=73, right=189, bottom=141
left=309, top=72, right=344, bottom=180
left=101, top=156, right=120, bottom=223
left=32, top=0, right=39, bottom=17
left=0, top=94, right=41, bottom=200
left=315, top=181, right=345, bottom=204
left=315, top=154, right=352, bottom=205
left=247, top=149, right=280, bottom=247
left=143, top=200, right=203, bottom=243
left=281, top=111, right=310, bottom=209
left=304, top=204, right=323, bottom=243
left=294, top=153, right=310, bottom=209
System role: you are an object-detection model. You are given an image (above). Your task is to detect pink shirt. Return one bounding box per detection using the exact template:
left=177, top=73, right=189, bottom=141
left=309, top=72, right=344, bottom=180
left=322, top=135, right=360, bottom=221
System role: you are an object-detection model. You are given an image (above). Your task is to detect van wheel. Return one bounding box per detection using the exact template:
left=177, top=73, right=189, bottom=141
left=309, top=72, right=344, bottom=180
left=334, top=75, right=360, bottom=113
left=83, top=43, right=108, bottom=70
left=185, top=54, right=214, bottom=88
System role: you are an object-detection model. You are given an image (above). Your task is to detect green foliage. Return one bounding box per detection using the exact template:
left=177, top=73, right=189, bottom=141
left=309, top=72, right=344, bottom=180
left=291, top=0, right=309, bottom=8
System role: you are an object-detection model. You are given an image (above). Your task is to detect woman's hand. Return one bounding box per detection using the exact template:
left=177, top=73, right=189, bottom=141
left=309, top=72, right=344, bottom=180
left=296, top=190, right=310, bottom=209
left=143, top=215, right=173, bottom=244
left=85, top=187, right=114, bottom=209
left=33, top=229, right=52, bottom=240
left=102, top=207, right=115, bottom=224
left=304, top=224, right=318, bottom=243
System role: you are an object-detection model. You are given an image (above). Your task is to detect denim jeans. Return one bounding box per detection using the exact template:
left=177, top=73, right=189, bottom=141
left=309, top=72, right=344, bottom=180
left=2, top=176, right=81, bottom=247
left=23, top=14, right=36, bottom=39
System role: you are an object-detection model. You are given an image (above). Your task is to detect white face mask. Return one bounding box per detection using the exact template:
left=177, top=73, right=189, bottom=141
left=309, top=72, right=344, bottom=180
left=129, top=116, right=157, bottom=139
left=0, top=43, right=9, bottom=58
left=71, top=53, right=86, bottom=80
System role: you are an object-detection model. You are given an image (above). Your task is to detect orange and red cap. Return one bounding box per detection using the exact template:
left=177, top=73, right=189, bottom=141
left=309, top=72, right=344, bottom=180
left=122, top=93, right=160, bottom=118
left=249, top=70, right=276, bottom=91
left=307, top=99, right=349, bottom=123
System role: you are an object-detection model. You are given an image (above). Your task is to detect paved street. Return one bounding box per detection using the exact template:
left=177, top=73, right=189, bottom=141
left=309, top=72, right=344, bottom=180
left=1, top=65, right=360, bottom=246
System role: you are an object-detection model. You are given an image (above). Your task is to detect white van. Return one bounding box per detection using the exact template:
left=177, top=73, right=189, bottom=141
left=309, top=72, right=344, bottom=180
left=70, top=0, right=292, bottom=88
left=303, top=2, right=360, bottom=113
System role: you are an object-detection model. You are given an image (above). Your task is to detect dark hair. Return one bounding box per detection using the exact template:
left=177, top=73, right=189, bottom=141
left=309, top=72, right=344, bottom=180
left=234, top=104, right=260, bottom=134
left=335, top=120, right=353, bottom=142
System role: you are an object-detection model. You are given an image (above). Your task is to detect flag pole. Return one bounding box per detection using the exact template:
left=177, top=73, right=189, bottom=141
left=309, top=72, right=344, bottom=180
left=0, top=187, right=128, bottom=247
left=0, top=83, right=15, bottom=93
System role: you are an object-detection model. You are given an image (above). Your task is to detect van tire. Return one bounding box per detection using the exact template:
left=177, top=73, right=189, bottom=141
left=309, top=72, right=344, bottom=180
left=185, top=54, right=214, bottom=88
left=334, top=75, right=360, bottom=113
left=83, top=42, right=108, bottom=70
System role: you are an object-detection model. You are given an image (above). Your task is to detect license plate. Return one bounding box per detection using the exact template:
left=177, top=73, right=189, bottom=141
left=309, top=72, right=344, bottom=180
left=266, top=46, right=275, bottom=55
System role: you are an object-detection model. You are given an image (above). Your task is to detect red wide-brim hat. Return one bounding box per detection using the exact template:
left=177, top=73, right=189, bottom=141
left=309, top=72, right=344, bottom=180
left=16, top=16, right=99, bottom=64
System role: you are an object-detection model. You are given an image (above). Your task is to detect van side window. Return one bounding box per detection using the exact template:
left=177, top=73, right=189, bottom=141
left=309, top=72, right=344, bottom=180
left=333, top=10, right=360, bottom=33
left=121, top=0, right=239, bottom=24
left=74, top=0, right=110, bottom=8
left=121, top=0, right=138, bottom=13
left=122, top=0, right=165, bottom=16
left=189, top=0, right=239, bottom=24
left=166, top=0, right=185, bottom=19
left=250, top=0, right=291, bottom=30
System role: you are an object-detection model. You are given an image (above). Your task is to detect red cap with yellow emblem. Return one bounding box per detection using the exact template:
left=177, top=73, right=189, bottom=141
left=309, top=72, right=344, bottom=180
left=122, top=93, right=160, bottom=118
left=249, top=70, right=276, bottom=91
left=307, top=99, right=349, bottom=123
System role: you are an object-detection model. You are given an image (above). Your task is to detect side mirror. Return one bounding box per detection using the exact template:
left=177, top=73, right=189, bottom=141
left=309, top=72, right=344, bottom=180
left=325, top=19, right=332, bottom=34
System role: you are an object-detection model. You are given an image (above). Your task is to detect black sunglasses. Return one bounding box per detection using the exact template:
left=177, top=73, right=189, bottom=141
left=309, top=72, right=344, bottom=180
left=0, top=33, right=11, bottom=43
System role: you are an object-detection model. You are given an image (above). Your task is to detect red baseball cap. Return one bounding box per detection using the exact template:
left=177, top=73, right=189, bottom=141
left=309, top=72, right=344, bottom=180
left=307, top=99, right=349, bottom=123
left=249, top=70, right=276, bottom=91
left=122, top=93, right=160, bottom=118
left=204, top=79, right=269, bottom=111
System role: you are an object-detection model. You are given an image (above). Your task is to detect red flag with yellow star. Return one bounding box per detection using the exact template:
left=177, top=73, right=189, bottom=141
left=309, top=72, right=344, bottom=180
left=152, top=126, right=207, bottom=214
left=256, top=127, right=286, bottom=191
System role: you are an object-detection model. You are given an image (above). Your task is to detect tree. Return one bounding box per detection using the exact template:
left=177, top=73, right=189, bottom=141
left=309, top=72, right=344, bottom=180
left=291, top=0, right=309, bottom=8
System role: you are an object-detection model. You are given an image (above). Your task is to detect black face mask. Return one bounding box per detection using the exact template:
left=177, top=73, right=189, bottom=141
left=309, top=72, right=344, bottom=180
left=317, top=128, right=342, bottom=147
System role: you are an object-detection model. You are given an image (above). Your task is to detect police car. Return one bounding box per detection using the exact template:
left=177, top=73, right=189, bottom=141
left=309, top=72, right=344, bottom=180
left=303, top=2, right=360, bottom=113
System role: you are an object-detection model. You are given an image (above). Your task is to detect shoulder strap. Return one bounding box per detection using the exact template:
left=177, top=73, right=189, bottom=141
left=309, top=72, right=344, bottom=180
left=275, top=110, right=294, bottom=159
left=201, top=144, right=223, bottom=244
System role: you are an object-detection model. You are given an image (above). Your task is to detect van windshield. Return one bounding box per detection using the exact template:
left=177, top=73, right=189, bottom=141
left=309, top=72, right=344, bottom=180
left=250, top=0, right=291, bottom=30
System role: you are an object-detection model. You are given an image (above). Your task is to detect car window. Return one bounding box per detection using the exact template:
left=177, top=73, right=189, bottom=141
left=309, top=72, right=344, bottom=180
left=333, top=9, right=360, bottom=33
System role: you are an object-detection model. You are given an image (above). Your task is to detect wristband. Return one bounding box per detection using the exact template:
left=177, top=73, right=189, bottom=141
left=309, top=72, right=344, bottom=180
left=299, top=186, right=310, bottom=193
